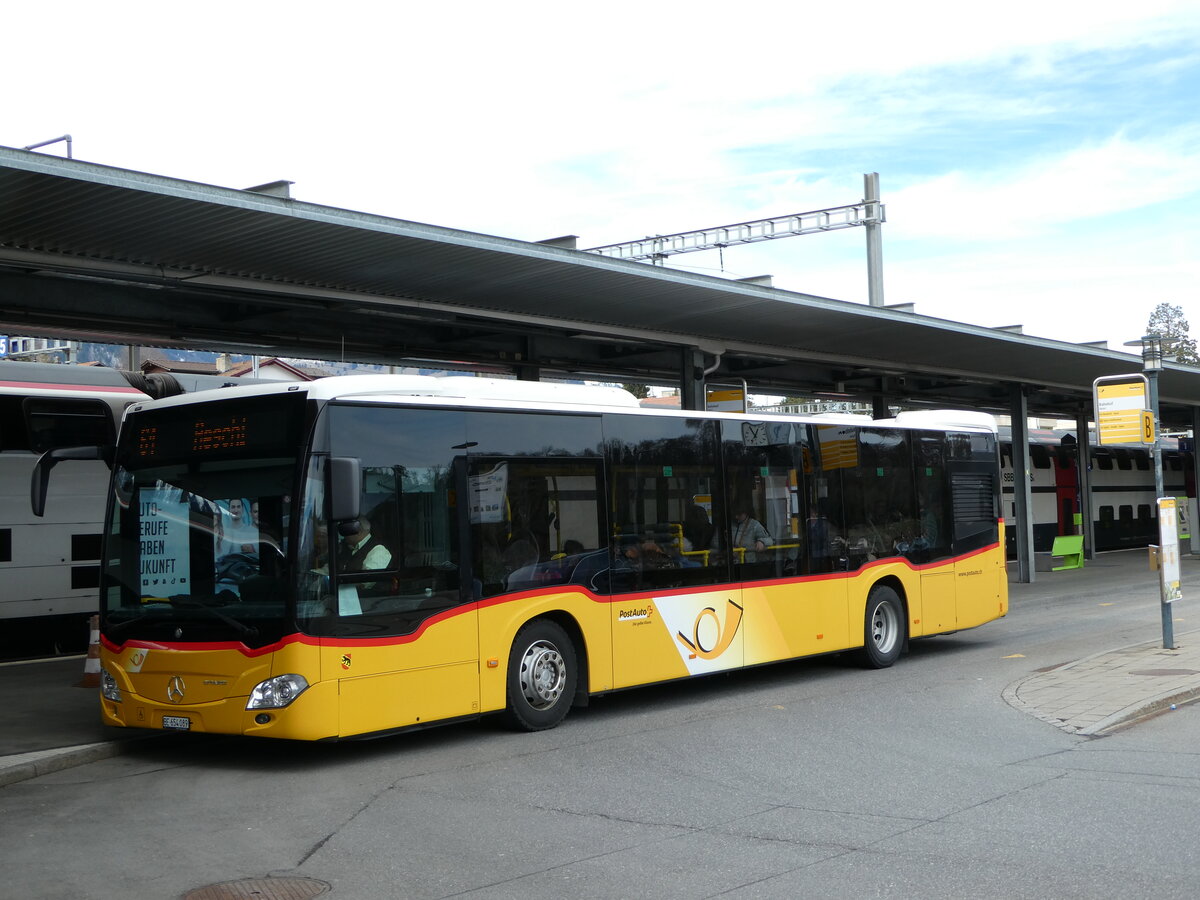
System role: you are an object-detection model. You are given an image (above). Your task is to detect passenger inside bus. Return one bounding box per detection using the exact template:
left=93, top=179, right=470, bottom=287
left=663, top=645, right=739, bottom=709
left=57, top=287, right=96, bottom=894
left=731, top=507, right=772, bottom=562
left=622, top=532, right=679, bottom=570
left=682, top=504, right=714, bottom=553
left=807, top=502, right=837, bottom=571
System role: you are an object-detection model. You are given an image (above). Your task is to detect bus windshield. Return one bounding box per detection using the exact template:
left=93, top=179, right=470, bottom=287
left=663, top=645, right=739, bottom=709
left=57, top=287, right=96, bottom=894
left=101, top=393, right=307, bottom=647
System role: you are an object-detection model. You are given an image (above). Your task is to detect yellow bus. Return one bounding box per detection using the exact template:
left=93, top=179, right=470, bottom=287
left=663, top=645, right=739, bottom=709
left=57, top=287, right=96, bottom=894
left=82, top=376, right=1007, bottom=740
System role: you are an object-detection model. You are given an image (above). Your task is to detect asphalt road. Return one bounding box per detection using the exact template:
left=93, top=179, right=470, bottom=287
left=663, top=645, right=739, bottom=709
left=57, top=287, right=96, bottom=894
left=3, top=565, right=1199, bottom=899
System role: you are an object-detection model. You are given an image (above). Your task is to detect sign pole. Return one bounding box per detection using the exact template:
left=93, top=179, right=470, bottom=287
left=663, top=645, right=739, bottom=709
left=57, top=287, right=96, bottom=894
left=1145, top=352, right=1177, bottom=649
left=1096, top=343, right=1178, bottom=649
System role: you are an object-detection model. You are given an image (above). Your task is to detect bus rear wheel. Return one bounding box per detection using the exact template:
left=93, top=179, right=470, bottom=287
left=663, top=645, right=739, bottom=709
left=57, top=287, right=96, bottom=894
left=861, top=585, right=904, bottom=668
left=504, top=619, right=577, bottom=731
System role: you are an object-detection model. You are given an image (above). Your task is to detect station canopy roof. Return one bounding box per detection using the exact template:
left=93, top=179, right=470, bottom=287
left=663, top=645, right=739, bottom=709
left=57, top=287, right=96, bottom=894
left=1, top=145, right=1198, bottom=426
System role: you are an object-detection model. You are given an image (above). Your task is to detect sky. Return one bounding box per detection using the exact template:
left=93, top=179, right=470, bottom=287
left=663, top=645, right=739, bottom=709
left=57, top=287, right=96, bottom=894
left=4, top=1, right=1199, bottom=359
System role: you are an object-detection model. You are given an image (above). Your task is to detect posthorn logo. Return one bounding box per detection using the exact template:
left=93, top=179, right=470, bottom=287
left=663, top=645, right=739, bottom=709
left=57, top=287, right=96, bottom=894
left=676, top=599, right=744, bottom=660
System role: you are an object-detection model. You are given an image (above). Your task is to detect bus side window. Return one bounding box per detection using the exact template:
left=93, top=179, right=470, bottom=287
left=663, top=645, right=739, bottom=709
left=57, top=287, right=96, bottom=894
left=467, top=457, right=605, bottom=598
left=722, top=421, right=801, bottom=580
left=841, top=428, right=917, bottom=566
left=323, top=405, right=466, bottom=635
left=946, top=431, right=1000, bottom=555
left=0, top=395, right=31, bottom=450
left=913, top=432, right=952, bottom=563
left=603, top=414, right=725, bottom=593
left=465, top=411, right=607, bottom=599
left=24, top=398, right=116, bottom=452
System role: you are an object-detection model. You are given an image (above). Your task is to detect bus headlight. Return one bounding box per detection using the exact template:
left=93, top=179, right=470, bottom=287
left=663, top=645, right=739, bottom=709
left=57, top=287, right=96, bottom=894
left=101, top=668, right=122, bottom=703
left=246, top=674, right=310, bottom=709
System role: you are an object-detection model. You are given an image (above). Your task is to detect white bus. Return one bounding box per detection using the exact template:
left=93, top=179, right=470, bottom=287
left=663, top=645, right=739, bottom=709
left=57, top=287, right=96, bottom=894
left=2, top=360, right=244, bottom=655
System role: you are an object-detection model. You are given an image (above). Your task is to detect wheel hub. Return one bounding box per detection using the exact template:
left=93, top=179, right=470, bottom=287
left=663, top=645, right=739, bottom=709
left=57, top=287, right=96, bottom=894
left=871, top=602, right=899, bottom=654
left=520, top=640, right=566, bottom=708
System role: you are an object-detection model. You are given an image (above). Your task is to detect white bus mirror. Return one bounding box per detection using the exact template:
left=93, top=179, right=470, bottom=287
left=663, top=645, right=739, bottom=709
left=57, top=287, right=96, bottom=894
left=31, top=445, right=111, bottom=518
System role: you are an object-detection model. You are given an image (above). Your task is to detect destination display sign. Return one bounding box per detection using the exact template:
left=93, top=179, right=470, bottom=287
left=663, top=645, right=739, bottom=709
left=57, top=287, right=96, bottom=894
left=126, top=392, right=306, bottom=465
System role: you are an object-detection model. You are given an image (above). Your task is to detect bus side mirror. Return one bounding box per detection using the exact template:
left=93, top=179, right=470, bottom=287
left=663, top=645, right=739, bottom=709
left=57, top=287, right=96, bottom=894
left=328, top=456, right=362, bottom=524
left=31, top=445, right=112, bottom=518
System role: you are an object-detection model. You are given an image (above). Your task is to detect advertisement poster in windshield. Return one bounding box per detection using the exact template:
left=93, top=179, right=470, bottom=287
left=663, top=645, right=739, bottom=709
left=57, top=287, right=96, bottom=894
left=139, top=487, right=191, bottom=594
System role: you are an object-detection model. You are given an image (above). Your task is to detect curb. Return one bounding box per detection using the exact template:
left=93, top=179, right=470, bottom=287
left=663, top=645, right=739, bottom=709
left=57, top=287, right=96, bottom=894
left=1003, top=629, right=1200, bottom=736
left=1078, top=684, right=1200, bottom=736
left=0, top=736, right=165, bottom=788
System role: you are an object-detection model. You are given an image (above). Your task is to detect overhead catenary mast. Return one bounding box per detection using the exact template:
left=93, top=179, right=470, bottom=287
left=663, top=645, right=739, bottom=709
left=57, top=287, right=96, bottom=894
left=585, top=173, right=886, bottom=307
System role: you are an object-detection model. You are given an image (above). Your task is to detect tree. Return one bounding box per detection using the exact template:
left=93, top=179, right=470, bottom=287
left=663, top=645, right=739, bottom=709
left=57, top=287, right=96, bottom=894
left=622, top=383, right=650, bottom=399
left=1146, top=302, right=1199, bottom=365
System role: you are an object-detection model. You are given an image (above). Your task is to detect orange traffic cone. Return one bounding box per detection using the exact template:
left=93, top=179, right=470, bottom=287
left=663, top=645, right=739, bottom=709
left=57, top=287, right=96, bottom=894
left=77, top=615, right=101, bottom=688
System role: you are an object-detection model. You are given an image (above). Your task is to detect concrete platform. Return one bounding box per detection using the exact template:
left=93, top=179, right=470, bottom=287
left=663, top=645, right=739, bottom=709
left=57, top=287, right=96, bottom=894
left=1004, top=631, right=1200, bottom=735
left=0, top=656, right=157, bottom=787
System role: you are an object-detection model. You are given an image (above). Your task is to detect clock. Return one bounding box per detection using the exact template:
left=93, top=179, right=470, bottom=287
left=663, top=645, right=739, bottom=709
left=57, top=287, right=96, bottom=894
left=741, top=421, right=768, bottom=446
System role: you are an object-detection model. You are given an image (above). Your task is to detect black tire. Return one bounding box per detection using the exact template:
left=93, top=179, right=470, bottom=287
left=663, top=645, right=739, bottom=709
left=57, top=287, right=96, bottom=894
left=861, top=585, right=904, bottom=668
left=504, top=619, right=577, bottom=731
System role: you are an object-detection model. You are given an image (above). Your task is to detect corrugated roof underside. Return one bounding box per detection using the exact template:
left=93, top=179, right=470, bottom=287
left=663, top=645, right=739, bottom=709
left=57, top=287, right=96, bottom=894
left=2, top=149, right=1192, bottom=404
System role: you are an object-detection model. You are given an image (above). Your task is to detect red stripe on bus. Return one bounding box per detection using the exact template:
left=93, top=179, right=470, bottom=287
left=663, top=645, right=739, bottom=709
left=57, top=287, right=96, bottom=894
left=101, top=542, right=1002, bottom=655
left=0, top=380, right=146, bottom=395
left=101, top=632, right=310, bottom=657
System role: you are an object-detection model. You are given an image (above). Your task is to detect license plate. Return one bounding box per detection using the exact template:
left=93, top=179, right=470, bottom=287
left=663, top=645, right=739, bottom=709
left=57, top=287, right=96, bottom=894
left=162, top=715, right=191, bottom=731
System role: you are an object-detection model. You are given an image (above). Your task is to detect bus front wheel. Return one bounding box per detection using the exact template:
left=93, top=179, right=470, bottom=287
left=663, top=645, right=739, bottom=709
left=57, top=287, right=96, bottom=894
left=861, top=585, right=904, bottom=669
left=504, top=619, right=577, bottom=731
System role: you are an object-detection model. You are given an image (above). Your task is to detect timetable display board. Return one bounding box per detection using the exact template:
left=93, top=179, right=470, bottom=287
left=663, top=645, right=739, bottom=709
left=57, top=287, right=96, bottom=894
left=706, top=388, right=746, bottom=413
left=1092, top=375, right=1152, bottom=445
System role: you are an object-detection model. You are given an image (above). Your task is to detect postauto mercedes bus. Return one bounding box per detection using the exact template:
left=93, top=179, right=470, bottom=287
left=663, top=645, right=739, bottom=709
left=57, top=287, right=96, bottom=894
left=79, top=375, right=1007, bottom=740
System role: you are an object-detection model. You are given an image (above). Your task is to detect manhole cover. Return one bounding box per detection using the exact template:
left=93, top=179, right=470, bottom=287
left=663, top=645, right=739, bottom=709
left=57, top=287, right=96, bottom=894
left=1129, top=669, right=1200, bottom=677
left=183, top=876, right=330, bottom=899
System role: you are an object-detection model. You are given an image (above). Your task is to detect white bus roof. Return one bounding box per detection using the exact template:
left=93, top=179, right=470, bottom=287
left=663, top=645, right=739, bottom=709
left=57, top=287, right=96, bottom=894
left=882, top=409, right=999, bottom=433
left=301, top=375, right=641, bottom=408
left=127, top=374, right=642, bottom=414
left=0, top=362, right=149, bottom=402
left=128, top=375, right=999, bottom=433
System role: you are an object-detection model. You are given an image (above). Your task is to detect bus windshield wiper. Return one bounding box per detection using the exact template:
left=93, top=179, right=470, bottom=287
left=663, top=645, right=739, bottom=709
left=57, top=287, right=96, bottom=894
left=105, top=609, right=162, bottom=641
left=170, top=595, right=259, bottom=640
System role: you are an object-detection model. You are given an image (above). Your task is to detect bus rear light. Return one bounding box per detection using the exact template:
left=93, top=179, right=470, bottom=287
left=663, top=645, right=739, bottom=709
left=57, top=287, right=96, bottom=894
left=247, top=674, right=310, bottom=709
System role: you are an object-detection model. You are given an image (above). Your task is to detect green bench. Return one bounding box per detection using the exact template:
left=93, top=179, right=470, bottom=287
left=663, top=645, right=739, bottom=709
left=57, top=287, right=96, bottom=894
left=1050, top=535, right=1085, bottom=571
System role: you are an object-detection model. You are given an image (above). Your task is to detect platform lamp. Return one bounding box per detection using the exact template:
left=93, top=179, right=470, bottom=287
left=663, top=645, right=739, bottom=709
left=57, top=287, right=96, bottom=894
left=1124, top=333, right=1175, bottom=649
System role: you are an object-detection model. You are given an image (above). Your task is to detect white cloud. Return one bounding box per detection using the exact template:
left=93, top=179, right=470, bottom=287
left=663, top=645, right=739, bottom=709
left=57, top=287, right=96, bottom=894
left=887, top=131, right=1200, bottom=242
left=3, top=0, right=1199, bottom=361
